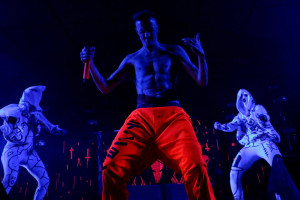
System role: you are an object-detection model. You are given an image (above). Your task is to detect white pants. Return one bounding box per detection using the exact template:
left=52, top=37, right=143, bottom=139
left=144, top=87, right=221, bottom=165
left=230, top=141, right=281, bottom=200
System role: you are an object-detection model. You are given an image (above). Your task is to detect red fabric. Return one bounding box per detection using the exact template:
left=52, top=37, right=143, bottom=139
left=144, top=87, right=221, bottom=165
left=102, top=106, right=215, bottom=200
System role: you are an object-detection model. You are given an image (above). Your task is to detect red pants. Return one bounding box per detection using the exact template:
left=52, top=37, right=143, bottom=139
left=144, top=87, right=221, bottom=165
left=102, top=106, right=215, bottom=200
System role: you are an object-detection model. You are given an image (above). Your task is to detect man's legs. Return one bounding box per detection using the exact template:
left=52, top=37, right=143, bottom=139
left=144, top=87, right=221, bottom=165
left=102, top=109, right=157, bottom=200
left=154, top=107, right=215, bottom=200
left=1, top=145, right=19, bottom=194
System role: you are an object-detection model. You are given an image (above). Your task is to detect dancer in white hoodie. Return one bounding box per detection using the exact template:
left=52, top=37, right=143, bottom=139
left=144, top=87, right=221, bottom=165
left=214, top=89, right=282, bottom=200
left=0, top=86, right=66, bottom=200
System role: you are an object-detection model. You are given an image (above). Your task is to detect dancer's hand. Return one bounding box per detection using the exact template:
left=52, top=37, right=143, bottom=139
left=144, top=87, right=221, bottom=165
left=182, top=33, right=205, bottom=56
left=51, top=126, right=68, bottom=136
left=59, top=128, right=68, bottom=136
left=80, top=46, right=95, bottom=63
left=214, top=122, right=221, bottom=130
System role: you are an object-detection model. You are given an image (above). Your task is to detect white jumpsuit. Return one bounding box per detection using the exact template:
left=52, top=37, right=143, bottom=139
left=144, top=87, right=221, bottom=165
left=215, top=89, right=281, bottom=200
left=0, top=86, right=64, bottom=200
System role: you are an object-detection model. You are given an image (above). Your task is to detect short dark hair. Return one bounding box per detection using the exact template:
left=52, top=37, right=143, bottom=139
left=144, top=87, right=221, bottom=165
left=133, top=10, right=156, bottom=23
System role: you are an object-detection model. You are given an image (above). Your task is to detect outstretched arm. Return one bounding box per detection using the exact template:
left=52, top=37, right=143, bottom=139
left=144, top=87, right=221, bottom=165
left=214, top=115, right=240, bottom=132
left=80, top=47, right=133, bottom=94
left=179, top=33, right=208, bottom=86
left=33, top=112, right=66, bottom=136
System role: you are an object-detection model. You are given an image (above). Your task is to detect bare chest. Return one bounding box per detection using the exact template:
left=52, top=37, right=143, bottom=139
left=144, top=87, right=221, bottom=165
left=133, top=54, right=173, bottom=76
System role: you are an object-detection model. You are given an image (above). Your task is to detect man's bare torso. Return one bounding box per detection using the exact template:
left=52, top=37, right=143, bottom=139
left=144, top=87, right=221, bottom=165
left=126, top=44, right=181, bottom=98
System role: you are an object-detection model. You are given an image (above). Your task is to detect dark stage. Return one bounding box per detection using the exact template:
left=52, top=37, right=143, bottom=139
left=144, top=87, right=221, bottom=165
left=0, top=0, right=300, bottom=199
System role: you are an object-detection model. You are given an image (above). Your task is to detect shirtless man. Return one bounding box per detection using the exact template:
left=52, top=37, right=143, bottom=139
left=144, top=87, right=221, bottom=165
left=80, top=10, right=215, bottom=200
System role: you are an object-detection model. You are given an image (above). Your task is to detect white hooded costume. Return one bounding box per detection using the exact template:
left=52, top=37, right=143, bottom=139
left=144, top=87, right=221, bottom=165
left=0, top=86, right=65, bottom=200
left=214, top=89, right=282, bottom=200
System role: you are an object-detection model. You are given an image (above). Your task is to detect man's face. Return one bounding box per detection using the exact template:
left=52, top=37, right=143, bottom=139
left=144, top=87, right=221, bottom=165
left=135, top=18, right=158, bottom=47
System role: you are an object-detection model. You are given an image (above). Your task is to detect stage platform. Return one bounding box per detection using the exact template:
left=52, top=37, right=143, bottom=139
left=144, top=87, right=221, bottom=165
left=128, top=184, right=188, bottom=200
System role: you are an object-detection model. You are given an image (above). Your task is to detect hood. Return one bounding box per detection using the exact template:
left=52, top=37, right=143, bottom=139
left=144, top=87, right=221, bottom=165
left=0, top=104, right=20, bottom=118
left=236, top=89, right=255, bottom=116
left=19, top=85, right=46, bottom=112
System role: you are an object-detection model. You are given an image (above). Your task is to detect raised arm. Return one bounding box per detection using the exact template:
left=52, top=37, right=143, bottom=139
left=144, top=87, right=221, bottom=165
left=214, top=115, right=240, bottom=132
left=80, top=47, right=133, bottom=94
left=179, top=33, right=208, bottom=86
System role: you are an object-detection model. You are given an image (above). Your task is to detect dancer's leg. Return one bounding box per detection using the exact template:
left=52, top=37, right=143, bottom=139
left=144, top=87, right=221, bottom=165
left=20, top=147, right=49, bottom=200
left=1, top=145, right=19, bottom=194
left=229, top=146, right=261, bottom=200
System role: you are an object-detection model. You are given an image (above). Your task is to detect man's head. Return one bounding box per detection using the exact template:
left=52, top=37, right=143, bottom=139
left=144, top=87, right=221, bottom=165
left=133, top=10, right=158, bottom=48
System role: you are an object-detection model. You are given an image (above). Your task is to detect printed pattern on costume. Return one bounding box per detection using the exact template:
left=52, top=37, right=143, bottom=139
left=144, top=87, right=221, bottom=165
left=217, top=90, right=280, bottom=146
